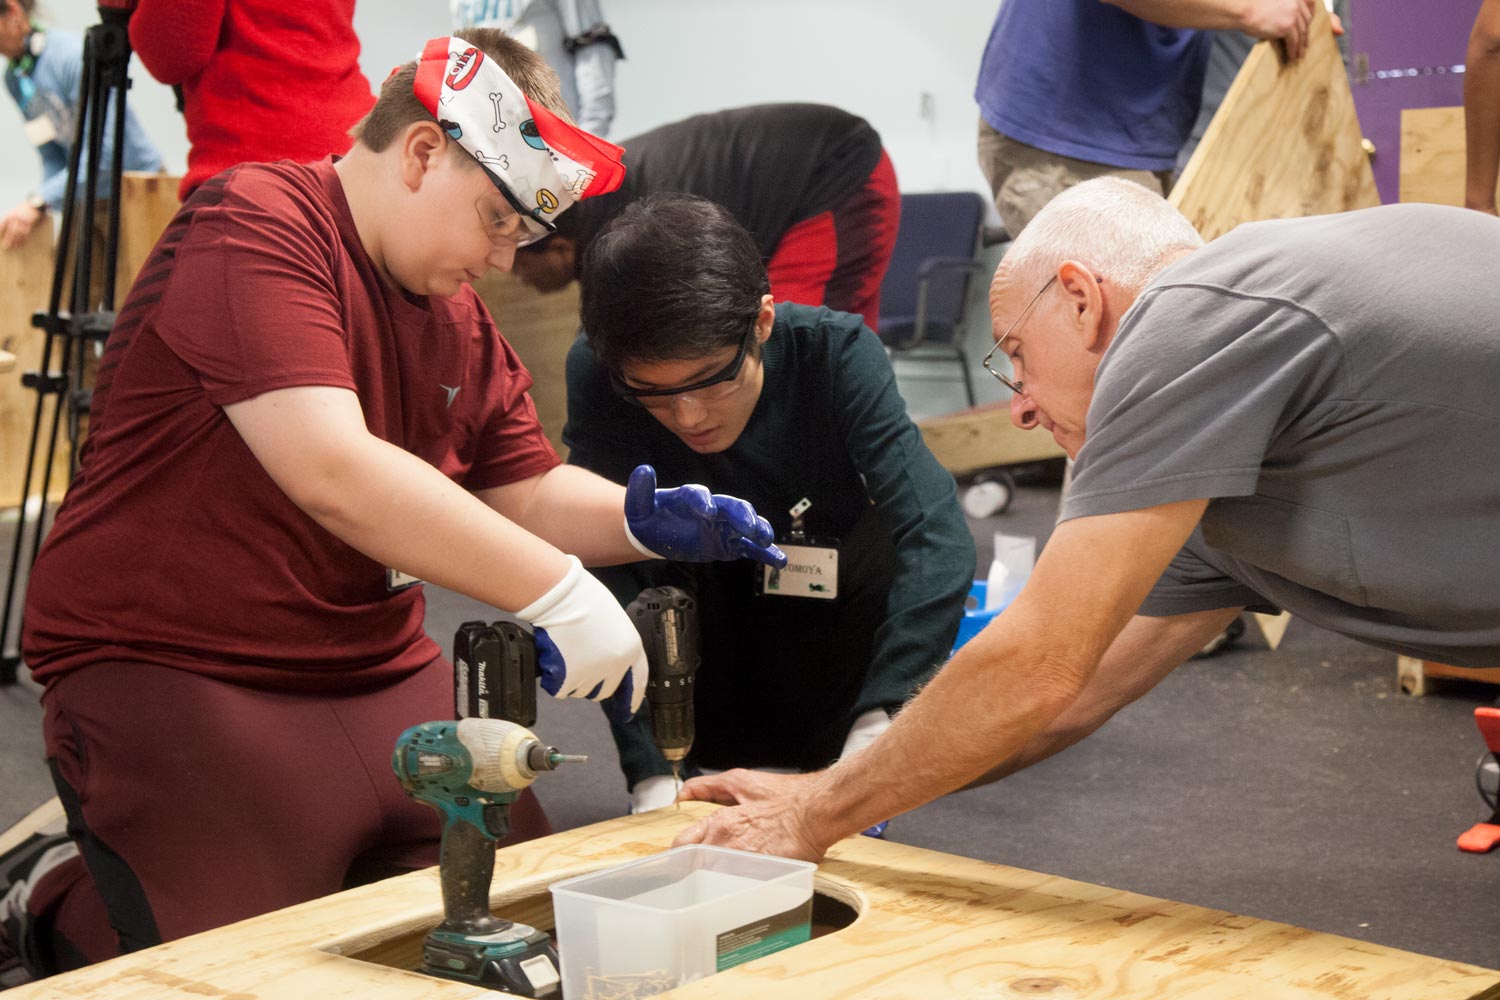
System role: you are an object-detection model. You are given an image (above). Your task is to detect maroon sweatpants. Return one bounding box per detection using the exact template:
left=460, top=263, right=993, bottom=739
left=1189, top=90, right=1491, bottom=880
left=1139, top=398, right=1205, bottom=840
left=28, top=658, right=551, bottom=971
left=765, top=149, right=901, bottom=332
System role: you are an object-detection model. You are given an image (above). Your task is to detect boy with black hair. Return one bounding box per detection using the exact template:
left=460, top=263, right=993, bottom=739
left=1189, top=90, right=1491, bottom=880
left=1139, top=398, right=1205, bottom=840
left=511, top=103, right=899, bottom=331
left=565, top=194, right=974, bottom=815
left=5, top=30, right=782, bottom=980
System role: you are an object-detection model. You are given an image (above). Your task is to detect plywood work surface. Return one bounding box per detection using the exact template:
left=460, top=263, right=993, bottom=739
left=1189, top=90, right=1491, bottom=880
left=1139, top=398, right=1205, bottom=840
left=1170, top=3, right=1380, bottom=241
left=8, top=803, right=1496, bottom=1000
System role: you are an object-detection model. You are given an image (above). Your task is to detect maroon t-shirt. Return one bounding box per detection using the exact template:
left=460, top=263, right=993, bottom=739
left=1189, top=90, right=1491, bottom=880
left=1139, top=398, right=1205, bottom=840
left=23, top=158, right=560, bottom=691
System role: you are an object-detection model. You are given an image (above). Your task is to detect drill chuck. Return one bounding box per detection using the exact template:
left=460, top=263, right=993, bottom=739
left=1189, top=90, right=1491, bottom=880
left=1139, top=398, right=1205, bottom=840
left=627, top=587, right=700, bottom=762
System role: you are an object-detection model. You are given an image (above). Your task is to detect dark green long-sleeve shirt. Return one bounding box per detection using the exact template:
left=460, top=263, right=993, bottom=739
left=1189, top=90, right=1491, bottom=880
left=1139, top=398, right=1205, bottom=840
left=565, top=303, right=975, bottom=786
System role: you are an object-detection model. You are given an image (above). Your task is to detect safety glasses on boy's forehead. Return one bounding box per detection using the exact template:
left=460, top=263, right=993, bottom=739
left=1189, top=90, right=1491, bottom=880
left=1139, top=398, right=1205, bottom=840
left=412, top=36, right=625, bottom=234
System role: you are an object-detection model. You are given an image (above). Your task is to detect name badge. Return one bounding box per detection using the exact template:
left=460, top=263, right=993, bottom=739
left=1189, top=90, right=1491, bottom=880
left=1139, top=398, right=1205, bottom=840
left=24, top=115, right=56, bottom=147
left=387, top=568, right=423, bottom=592
left=760, top=541, right=838, bottom=601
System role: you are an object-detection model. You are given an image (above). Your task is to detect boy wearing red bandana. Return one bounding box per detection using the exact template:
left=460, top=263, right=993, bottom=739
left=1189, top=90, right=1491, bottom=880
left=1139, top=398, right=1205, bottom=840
left=7, top=28, right=781, bottom=980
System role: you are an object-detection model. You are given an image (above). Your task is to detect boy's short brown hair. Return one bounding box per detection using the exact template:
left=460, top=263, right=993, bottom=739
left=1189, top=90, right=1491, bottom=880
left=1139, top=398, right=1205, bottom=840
left=353, top=27, right=573, bottom=153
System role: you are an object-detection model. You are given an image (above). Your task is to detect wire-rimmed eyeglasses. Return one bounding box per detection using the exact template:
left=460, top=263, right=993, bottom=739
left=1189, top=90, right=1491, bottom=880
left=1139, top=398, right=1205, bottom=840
left=980, top=275, right=1057, bottom=394
left=980, top=273, right=1102, bottom=394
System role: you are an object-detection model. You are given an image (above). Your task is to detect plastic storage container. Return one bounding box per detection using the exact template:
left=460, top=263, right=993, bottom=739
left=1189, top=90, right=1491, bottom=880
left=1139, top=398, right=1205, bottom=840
left=550, top=844, right=815, bottom=1000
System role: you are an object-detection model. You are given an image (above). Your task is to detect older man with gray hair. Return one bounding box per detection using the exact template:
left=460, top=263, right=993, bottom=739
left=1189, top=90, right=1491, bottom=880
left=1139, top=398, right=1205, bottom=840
left=671, top=177, right=1500, bottom=861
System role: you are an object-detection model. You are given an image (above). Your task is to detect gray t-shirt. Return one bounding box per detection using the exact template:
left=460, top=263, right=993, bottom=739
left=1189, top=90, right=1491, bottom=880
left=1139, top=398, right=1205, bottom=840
left=1062, top=204, right=1500, bottom=667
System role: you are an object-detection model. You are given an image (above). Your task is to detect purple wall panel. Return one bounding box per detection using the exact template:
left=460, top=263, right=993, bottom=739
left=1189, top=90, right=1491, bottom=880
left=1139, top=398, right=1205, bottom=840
left=1348, top=0, right=1479, bottom=201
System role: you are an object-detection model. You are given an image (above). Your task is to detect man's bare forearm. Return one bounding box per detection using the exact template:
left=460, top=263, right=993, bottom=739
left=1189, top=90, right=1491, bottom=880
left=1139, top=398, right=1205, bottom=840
left=1466, top=0, right=1500, bottom=213
left=798, top=505, right=1212, bottom=840
left=800, top=617, right=1094, bottom=842
left=967, top=608, right=1242, bottom=787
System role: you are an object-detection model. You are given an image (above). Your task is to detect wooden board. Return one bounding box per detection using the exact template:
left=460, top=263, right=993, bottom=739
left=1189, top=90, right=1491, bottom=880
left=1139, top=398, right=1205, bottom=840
left=918, top=401, right=1065, bottom=475
left=0, top=797, right=63, bottom=859
left=469, top=271, right=581, bottom=457
left=1399, top=106, right=1498, bottom=207
left=1170, top=3, right=1381, bottom=241
left=113, top=171, right=181, bottom=296
left=0, top=221, right=62, bottom=505
left=0, top=175, right=182, bottom=509
left=1398, top=655, right=1500, bottom=697
left=1253, top=611, right=1292, bottom=650
left=8, top=803, right=1496, bottom=1000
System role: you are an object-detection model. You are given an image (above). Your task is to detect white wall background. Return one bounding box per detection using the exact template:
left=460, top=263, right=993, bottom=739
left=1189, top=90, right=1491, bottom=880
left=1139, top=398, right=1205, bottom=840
left=2, top=0, right=1007, bottom=414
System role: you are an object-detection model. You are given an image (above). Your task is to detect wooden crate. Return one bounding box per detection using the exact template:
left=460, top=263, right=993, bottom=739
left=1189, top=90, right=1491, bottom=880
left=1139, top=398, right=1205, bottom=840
left=0, top=173, right=181, bottom=508
left=5, top=802, right=1496, bottom=1000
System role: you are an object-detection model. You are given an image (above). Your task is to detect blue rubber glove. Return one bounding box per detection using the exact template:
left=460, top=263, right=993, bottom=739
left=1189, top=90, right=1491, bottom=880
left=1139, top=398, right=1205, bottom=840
left=623, top=465, right=787, bottom=568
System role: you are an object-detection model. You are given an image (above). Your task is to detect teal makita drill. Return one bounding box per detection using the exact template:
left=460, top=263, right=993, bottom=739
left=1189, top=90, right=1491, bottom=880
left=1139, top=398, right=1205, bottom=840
left=390, top=619, right=589, bottom=995
left=393, top=712, right=584, bottom=996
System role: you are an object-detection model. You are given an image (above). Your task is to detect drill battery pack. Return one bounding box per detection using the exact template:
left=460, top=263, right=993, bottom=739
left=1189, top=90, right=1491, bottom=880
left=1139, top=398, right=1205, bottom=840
left=454, top=619, right=538, bottom=727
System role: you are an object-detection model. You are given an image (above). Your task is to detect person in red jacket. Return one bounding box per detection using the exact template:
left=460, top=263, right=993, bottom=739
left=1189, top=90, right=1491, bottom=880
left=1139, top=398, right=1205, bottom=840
left=128, top=0, right=376, bottom=198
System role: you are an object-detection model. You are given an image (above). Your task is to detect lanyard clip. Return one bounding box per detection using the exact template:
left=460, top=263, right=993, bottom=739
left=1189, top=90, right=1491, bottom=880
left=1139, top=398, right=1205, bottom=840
left=788, top=497, right=811, bottom=542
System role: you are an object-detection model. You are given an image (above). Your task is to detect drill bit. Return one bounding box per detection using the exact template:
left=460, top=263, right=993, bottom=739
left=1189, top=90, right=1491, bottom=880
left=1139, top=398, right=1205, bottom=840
left=671, top=761, right=682, bottom=810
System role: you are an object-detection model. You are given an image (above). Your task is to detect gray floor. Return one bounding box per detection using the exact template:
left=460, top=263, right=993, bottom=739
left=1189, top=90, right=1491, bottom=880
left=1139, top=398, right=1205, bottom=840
left=2, top=481, right=1498, bottom=972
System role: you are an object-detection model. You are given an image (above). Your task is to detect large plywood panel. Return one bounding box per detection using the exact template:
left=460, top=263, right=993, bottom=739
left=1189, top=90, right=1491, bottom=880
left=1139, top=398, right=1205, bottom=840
left=1170, top=3, right=1381, bottom=240
left=6, top=803, right=1496, bottom=999
left=1398, top=105, right=1498, bottom=208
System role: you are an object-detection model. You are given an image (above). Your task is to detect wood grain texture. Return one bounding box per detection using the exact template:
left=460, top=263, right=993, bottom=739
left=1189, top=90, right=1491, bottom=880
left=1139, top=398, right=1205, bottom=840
left=469, top=271, right=581, bottom=456
left=917, top=401, right=1067, bottom=475
left=114, top=172, right=181, bottom=295
left=0, top=174, right=180, bottom=507
left=0, top=221, right=62, bottom=504
left=1398, top=106, right=1497, bottom=208
left=1169, top=4, right=1380, bottom=241
left=7, top=803, right=1495, bottom=999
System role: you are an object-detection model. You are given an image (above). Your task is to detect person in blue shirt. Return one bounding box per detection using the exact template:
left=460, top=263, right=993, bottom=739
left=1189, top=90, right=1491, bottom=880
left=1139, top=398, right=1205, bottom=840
left=451, top=0, right=622, bottom=138
left=1, top=0, right=162, bottom=250
left=974, top=0, right=1335, bottom=239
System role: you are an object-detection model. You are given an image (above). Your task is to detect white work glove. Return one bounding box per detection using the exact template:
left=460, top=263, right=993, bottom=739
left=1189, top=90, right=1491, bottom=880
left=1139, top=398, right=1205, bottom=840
left=629, top=774, right=683, bottom=814
left=840, top=708, right=893, bottom=760
left=519, top=555, right=648, bottom=720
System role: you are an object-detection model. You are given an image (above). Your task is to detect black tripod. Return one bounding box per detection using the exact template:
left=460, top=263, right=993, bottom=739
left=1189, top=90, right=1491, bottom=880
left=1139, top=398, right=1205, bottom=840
left=0, top=0, right=138, bottom=685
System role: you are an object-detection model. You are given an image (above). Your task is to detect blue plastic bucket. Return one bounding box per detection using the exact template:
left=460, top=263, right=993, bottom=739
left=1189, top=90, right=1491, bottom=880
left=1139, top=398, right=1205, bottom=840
left=952, top=580, right=1010, bottom=653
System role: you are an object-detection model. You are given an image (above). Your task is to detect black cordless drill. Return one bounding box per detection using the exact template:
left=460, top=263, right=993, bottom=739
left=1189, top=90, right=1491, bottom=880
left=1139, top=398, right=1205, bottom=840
left=626, top=587, right=700, bottom=789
